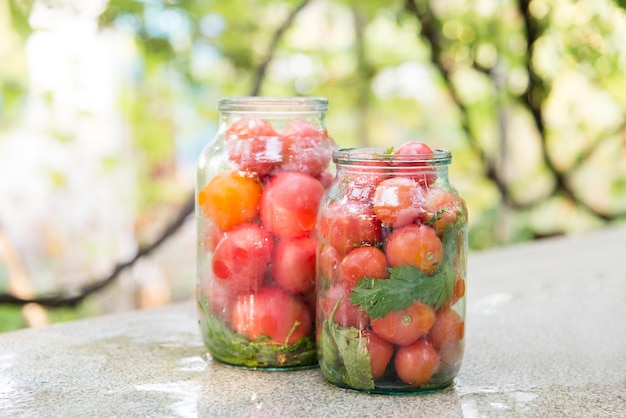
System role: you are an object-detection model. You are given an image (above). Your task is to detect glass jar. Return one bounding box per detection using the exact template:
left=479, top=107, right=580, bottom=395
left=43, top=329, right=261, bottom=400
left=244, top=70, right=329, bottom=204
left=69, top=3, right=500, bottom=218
left=196, top=97, right=335, bottom=369
left=316, top=146, right=468, bottom=393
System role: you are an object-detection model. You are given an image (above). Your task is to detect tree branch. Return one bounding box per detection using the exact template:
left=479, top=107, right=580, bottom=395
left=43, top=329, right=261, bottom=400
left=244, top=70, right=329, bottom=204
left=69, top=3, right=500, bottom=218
left=0, top=194, right=195, bottom=307
left=250, top=0, right=312, bottom=96
left=518, top=0, right=618, bottom=221
left=403, top=0, right=517, bottom=207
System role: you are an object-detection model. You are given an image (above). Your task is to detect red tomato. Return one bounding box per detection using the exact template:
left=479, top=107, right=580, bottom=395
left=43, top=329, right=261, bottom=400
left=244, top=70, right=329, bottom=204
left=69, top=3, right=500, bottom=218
left=232, top=287, right=312, bottom=345
left=319, top=284, right=369, bottom=329
left=394, top=141, right=436, bottom=186
left=421, top=187, right=466, bottom=236
left=272, top=237, right=317, bottom=294
left=339, top=153, right=390, bottom=203
left=339, top=246, right=388, bottom=289
left=394, top=340, right=439, bottom=387
left=280, top=120, right=333, bottom=177
left=372, top=177, right=425, bottom=227
left=198, top=171, right=263, bottom=231
left=204, top=223, right=224, bottom=252
left=371, top=301, right=436, bottom=346
left=319, top=243, right=341, bottom=282
left=318, top=199, right=382, bottom=256
left=364, top=330, right=394, bottom=380
left=226, top=119, right=283, bottom=177
left=385, top=224, right=443, bottom=275
left=428, top=308, right=465, bottom=369
left=212, top=223, right=274, bottom=293
left=394, top=141, right=433, bottom=156
left=317, top=171, right=334, bottom=189
left=260, top=172, right=325, bottom=239
left=202, top=276, right=236, bottom=325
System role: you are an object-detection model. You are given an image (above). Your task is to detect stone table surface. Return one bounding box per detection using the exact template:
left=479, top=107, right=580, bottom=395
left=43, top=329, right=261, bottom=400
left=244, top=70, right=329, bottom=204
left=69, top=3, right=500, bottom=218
left=1, top=226, right=625, bottom=417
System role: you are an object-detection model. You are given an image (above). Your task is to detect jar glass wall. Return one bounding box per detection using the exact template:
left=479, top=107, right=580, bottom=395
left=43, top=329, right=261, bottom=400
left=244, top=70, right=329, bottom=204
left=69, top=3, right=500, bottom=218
left=196, top=97, right=335, bottom=369
left=316, top=147, right=468, bottom=393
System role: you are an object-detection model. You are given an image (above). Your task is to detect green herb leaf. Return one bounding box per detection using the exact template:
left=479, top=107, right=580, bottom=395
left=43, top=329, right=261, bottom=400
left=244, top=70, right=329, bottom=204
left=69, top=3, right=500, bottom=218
left=319, top=298, right=375, bottom=390
left=349, top=225, right=458, bottom=319
left=426, top=206, right=447, bottom=227
left=198, top=299, right=316, bottom=368
left=383, top=146, right=395, bottom=154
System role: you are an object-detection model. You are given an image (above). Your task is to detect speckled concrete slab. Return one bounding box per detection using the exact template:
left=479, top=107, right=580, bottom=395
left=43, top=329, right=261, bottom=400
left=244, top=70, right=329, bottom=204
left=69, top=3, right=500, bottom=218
left=1, top=226, right=625, bottom=417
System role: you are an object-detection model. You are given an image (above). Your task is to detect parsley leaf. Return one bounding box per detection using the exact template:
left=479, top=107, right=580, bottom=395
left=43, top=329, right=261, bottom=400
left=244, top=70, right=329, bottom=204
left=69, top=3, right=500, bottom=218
left=349, top=225, right=458, bottom=319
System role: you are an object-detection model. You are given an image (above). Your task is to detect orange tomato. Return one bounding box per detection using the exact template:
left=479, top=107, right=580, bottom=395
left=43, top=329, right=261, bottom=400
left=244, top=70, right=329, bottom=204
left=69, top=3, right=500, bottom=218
left=428, top=307, right=465, bottom=351
left=385, top=224, right=443, bottom=275
left=428, top=307, right=465, bottom=368
left=370, top=301, right=435, bottom=346
left=197, top=171, right=262, bottom=231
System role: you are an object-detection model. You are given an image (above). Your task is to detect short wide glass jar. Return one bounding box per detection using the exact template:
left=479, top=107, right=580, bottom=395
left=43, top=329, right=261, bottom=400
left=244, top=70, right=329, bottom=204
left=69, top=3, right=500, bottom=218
left=196, top=97, right=335, bottom=369
left=316, top=146, right=468, bottom=393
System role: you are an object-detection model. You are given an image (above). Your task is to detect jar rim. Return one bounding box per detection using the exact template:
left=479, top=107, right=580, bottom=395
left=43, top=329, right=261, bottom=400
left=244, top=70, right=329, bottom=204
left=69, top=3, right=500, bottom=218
left=333, top=147, right=452, bottom=165
left=218, top=97, right=328, bottom=112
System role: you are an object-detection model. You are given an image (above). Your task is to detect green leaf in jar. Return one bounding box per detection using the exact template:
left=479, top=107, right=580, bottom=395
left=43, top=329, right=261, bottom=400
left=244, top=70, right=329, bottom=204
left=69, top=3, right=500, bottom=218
left=319, top=297, right=375, bottom=390
left=198, top=300, right=316, bottom=368
left=349, top=225, right=458, bottom=319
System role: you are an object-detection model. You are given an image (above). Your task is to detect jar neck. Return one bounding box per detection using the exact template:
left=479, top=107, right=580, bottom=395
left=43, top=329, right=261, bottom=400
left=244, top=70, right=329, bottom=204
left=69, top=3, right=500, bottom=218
left=217, top=97, right=328, bottom=131
left=333, top=147, right=451, bottom=180
left=218, top=97, right=328, bottom=113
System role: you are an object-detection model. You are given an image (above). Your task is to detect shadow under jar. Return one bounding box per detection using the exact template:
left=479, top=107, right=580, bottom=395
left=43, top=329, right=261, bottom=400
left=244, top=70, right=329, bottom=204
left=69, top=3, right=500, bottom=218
left=316, top=146, right=468, bottom=393
left=196, top=97, right=335, bottom=370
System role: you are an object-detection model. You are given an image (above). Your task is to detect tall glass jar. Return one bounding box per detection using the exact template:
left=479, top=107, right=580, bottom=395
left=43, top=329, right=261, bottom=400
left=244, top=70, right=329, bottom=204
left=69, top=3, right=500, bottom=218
left=316, top=145, right=468, bottom=393
left=196, top=97, right=335, bottom=369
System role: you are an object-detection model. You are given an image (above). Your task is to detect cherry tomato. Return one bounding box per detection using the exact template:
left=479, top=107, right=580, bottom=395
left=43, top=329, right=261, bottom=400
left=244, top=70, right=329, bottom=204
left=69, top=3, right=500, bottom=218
left=421, top=187, right=465, bottom=236
left=338, top=153, right=390, bottom=203
left=341, top=175, right=379, bottom=203
left=339, top=246, right=388, bottom=289
left=455, top=277, right=466, bottom=299
left=363, top=330, right=394, bottom=380
left=272, top=237, right=317, bottom=294
left=204, top=223, right=224, bottom=252
left=226, top=119, right=283, bottom=177
left=394, top=141, right=436, bottom=186
left=198, top=171, right=262, bottom=231
left=371, top=301, right=436, bottom=346
left=320, top=284, right=369, bottom=329
left=319, top=243, right=341, bottom=282
left=318, top=199, right=382, bottom=256
left=212, top=223, right=273, bottom=293
left=280, top=120, right=333, bottom=177
left=394, top=340, right=439, bottom=387
left=202, top=276, right=236, bottom=325
left=260, top=172, right=325, bottom=239
left=317, top=171, right=334, bottom=189
left=394, top=141, right=433, bottom=156
left=385, top=224, right=443, bottom=275
left=232, top=287, right=312, bottom=345
left=372, top=177, right=425, bottom=227
left=428, top=308, right=464, bottom=351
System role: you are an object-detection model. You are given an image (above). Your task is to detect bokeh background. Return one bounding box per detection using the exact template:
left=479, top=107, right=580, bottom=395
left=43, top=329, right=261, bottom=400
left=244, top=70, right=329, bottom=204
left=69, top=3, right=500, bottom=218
left=1, top=0, right=625, bottom=331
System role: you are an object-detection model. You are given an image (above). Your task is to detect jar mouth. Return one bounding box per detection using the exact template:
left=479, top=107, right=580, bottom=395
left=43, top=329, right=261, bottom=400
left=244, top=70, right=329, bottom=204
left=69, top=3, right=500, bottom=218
left=218, top=97, right=328, bottom=113
left=333, top=147, right=451, bottom=166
